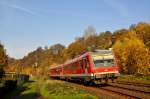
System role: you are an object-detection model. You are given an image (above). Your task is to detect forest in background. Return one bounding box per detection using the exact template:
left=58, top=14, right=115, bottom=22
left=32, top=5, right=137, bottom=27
left=1, top=22, right=150, bottom=77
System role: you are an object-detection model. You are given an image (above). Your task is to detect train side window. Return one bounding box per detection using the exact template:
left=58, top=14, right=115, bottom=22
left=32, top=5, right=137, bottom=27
left=72, top=62, right=76, bottom=70
left=75, top=62, right=77, bottom=69
left=65, top=64, right=70, bottom=70
left=69, top=62, right=76, bottom=70
left=68, top=64, right=72, bottom=70
left=77, top=61, right=80, bottom=69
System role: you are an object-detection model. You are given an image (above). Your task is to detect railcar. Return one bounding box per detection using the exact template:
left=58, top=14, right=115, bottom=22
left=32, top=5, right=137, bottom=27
left=49, top=50, right=120, bottom=84
left=49, top=65, right=63, bottom=79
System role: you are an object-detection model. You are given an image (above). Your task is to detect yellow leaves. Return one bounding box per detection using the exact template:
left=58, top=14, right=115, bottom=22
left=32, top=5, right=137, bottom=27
left=113, top=31, right=150, bottom=75
left=67, top=41, right=86, bottom=58
left=133, top=22, right=150, bottom=47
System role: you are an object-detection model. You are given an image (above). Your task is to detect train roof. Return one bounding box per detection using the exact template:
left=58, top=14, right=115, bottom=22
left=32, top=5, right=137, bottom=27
left=49, top=64, right=62, bottom=69
left=90, top=50, right=113, bottom=56
left=64, top=52, right=90, bottom=65
left=90, top=50, right=113, bottom=55
left=64, top=50, right=113, bottom=65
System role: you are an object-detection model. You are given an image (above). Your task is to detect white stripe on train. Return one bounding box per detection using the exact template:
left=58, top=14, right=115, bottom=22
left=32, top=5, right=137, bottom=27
left=50, top=71, right=119, bottom=77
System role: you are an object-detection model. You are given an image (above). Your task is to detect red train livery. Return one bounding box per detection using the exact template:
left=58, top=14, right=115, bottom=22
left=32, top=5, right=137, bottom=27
left=49, top=50, right=120, bottom=84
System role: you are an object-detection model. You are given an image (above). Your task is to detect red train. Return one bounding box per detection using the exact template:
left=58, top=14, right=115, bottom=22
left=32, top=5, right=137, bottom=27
left=49, top=50, right=120, bottom=85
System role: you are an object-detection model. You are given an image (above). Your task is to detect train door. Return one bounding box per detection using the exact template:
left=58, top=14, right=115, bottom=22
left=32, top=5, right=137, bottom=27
left=80, top=57, right=89, bottom=74
left=83, top=57, right=89, bottom=74
left=80, top=59, right=84, bottom=73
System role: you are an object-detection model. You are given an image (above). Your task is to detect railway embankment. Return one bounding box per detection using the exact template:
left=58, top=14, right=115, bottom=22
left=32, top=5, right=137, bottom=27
left=3, top=75, right=150, bottom=99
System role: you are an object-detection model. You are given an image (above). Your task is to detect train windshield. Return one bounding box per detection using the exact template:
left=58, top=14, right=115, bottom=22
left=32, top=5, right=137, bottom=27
left=91, top=50, right=115, bottom=68
left=93, top=59, right=114, bottom=68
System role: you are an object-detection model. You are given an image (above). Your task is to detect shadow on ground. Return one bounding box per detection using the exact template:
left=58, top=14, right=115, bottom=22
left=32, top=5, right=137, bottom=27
left=3, top=80, right=41, bottom=99
left=16, top=92, right=40, bottom=99
left=28, top=80, right=35, bottom=83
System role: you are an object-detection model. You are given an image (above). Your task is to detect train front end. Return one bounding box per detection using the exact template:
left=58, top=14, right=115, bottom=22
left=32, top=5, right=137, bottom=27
left=91, top=50, right=120, bottom=83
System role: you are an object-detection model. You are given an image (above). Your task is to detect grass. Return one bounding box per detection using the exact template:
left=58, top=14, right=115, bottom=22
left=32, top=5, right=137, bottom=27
left=40, top=79, right=98, bottom=99
left=0, top=80, right=5, bottom=87
left=4, top=75, right=150, bottom=99
left=4, top=81, right=38, bottom=99
left=117, top=74, right=150, bottom=84
left=19, top=82, right=38, bottom=99
left=4, top=74, right=150, bottom=99
left=4, top=76, right=98, bottom=99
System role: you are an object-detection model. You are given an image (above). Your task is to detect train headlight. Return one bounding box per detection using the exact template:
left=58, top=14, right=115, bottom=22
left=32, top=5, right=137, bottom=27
left=115, top=73, right=120, bottom=77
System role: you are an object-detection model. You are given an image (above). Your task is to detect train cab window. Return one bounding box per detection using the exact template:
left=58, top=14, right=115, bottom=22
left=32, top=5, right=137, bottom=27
left=94, top=60, right=104, bottom=68
left=94, top=59, right=114, bottom=68
left=103, top=59, right=114, bottom=66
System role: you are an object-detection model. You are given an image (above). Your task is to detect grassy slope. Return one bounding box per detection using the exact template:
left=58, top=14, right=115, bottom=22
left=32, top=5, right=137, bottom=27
left=4, top=77, right=98, bottom=99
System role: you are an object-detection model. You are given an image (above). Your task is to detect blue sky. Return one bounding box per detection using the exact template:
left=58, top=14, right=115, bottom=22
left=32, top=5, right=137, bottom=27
left=0, top=0, right=150, bottom=59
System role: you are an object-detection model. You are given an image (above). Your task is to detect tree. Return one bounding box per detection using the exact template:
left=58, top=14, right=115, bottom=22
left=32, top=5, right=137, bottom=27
left=50, top=44, right=65, bottom=55
left=49, top=44, right=65, bottom=63
left=113, top=29, right=129, bottom=43
left=66, top=41, right=86, bottom=59
left=97, top=31, right=112, bottom=49
left=0, top=43, right=7, bottom=79
left=131, top=22, right=150, bottom=48
left=113, top=31, right=150, bottom=75
left=83, top=25, right=96, bottom=40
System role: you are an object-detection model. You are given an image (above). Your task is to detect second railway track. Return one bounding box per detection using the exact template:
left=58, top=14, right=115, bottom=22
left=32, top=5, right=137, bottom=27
left=98, top=82, right=150, bottom=99
left=51, top=79, right=150, bottom=99
left=116, top=81, right=150, bottom=87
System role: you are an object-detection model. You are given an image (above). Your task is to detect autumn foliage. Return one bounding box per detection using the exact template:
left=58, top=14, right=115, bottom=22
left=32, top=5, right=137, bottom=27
left=113, top=31, right=150, bottom=75
left=3, top=22, right=150, bottom=76
left=0, top=43, right=7, bottom=78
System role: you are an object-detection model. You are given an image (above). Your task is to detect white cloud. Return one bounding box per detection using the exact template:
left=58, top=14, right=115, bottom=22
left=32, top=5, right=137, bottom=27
left=0, top=2, right=36, bottom=15
left=103, top=0, right=129, bottom=17
left=9, top=4, right=36, bottom=15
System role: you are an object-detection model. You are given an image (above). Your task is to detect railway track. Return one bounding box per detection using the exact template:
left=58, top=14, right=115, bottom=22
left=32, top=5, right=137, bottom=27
left=52, top=79, right=150, bottom=99
left=116, top=81, right=150, bottom=87
left=98, top=82, right=150, bottom=99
